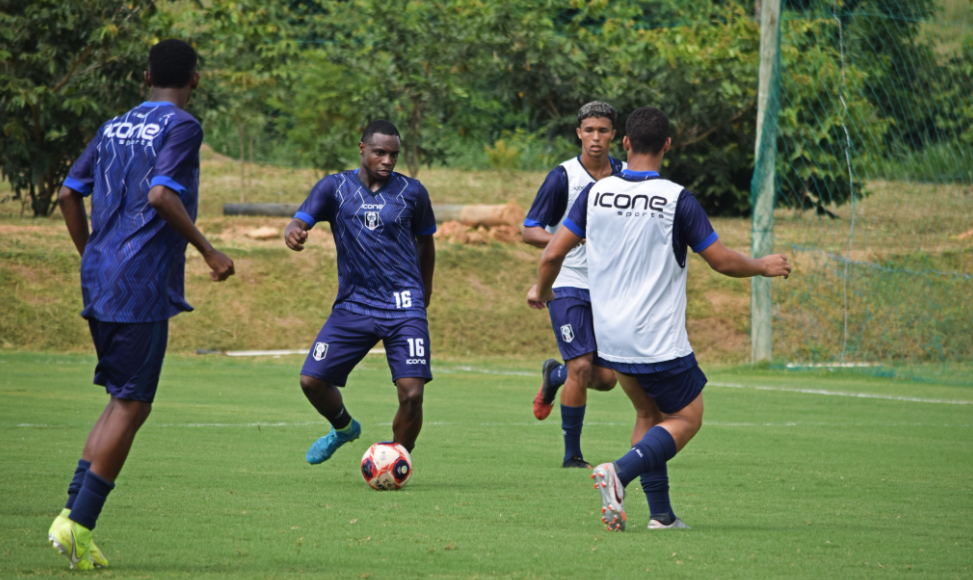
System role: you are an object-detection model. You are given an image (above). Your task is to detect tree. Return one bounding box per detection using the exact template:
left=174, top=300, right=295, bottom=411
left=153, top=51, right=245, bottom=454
left=0, top=0, right=155, bottom=216
left=307, top=0, right=484, bottom=177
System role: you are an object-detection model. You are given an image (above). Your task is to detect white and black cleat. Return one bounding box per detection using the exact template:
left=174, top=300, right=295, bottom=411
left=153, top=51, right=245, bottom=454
left=648, top=517, right=690, bottom=530
left=591, top=463, right=626, bottom=531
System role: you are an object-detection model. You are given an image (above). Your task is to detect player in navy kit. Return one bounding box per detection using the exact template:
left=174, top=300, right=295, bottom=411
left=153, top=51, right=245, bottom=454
left=522, top=102, right=622, bottom=468
left=529, top=107, right=791, bottom=530
left=285, top=120, right=436, bottom=464
left=49, top=40, right=235, bottom=569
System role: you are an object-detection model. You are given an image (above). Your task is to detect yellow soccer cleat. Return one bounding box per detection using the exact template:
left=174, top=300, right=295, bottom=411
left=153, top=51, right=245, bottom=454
left=49, top=518, right=94, bottom=570
left=48, top=509, right=108, bottom=568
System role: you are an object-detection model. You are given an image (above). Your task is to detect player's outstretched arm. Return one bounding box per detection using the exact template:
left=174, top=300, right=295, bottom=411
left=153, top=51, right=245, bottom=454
left=698, top=239, right=791, bottom=279
left=417, top=234, right=435, bottom=307
left=58, top=186, right=90, bottom=256
left=284, top=218, right=311, bottom=252
left=527, top=226, right=582, bottom=309
left=147, top=184, right=234, bottom=281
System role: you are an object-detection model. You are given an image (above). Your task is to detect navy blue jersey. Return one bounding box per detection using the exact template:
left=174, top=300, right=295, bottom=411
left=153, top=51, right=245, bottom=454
left=565, top=169, right=718, bottom=266
left=524, top=156, right=625, bottom=228
left=64, top=101, right=203, bottom=323
left=295, top=170, right=437, bottom=319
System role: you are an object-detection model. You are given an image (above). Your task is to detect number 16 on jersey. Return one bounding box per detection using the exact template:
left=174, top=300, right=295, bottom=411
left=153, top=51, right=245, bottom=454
left=394, top=291, right=412, bottom=308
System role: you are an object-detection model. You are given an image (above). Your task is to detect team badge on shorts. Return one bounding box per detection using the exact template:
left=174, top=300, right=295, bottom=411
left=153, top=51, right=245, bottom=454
left=560, top=324, right=575, bottom=343
left=312, top=342, right=329, bottom=361
left=364, top=211, right=381, bottom=231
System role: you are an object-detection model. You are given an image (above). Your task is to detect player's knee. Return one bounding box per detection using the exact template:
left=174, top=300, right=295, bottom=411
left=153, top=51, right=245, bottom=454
left=590, top=368, right=616, bottom=391
left=396, top=379, right=424, bottom=408
left=567, top=358, right=593, bottom=385
left=299, top=374, right=328, bottom=395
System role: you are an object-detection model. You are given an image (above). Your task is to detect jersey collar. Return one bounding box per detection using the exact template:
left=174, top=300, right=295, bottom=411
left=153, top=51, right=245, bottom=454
left=352, top=168, right=395, bottom=196
left=140, top=101, right=176, bottom=107
left=620, top=169, right=660, bottom=179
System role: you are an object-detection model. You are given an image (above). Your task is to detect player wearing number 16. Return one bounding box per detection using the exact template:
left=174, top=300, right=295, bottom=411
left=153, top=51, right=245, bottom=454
left=285, top=120, right=437, bottom=465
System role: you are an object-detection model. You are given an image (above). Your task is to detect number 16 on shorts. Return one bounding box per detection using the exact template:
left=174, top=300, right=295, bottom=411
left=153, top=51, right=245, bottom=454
left=406, top=338, right=425, bottom=357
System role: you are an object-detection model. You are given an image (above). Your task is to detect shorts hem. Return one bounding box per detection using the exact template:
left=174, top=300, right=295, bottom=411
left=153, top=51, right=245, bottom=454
left=299, top=370, right=348, bottom=387
left=390, top=373, right=433, bottom=385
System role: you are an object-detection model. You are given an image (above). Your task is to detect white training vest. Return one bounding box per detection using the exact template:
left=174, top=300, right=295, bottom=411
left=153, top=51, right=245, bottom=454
left=546, top=156, right=625, bottom=290
left=584, top=176, right=693, bottom=364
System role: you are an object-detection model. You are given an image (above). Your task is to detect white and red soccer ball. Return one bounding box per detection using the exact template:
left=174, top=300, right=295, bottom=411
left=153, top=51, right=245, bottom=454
left=360, top=442, right=412, bottom=490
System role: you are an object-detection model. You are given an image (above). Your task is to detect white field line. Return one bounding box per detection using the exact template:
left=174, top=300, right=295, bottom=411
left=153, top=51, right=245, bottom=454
left=708, top=381, right=972, bottom=405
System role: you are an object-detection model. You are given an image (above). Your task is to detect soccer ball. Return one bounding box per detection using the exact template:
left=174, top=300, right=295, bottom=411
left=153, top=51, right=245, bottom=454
left=360, top=442, right=412, bottom=490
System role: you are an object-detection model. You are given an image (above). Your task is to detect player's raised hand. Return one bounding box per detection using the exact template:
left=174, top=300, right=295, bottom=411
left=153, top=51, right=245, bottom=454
left=527, top=284, right=556, bottom=309
left=760, top=254, right=791, bottom=279
left=204, top=248, right=235, bottom=281
left=286, top=225, right=309, bottom=251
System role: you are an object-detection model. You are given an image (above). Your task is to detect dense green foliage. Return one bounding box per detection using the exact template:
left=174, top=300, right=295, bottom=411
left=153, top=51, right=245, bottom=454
left=2, top=0, right=970, bottom=216
left=0, top=0, right=157, bottom=216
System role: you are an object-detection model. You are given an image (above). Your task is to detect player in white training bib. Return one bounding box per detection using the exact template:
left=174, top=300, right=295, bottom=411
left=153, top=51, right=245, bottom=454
left=522, top=102, right=625, bottom=469
left=528, top=106, right=791, bottom=530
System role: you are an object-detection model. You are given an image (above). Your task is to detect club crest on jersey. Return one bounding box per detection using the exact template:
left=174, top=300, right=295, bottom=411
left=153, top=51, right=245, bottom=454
left=560, top=324, right=575, bottom=343
left=364, top=211, right=381, bottom=231
left=312, top=342, right=329, bottom=361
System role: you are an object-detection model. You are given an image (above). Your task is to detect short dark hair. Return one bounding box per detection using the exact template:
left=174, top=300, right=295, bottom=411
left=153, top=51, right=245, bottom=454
left=361, top=120, right=400, bottom=144
left=625, top=107, right=669, bottom=155
left=577, top=101, right=617, bottom=128
left=148, top=40, right=198, bottom=89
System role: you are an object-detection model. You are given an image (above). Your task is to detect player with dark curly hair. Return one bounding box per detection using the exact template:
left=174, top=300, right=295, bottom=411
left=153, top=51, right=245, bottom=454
left=522, top=101, right=624, bottom=469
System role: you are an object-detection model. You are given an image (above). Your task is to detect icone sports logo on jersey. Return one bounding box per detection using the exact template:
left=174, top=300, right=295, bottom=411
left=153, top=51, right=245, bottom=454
left=406, top=358, right=426, bottom=365
left=103, top=121, right=162, bottom=142
left=593, top=192, right=668, bottom=219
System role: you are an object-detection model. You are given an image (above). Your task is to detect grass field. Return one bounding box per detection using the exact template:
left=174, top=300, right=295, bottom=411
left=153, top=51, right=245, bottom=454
left=2, top=353, right=972, bottom=579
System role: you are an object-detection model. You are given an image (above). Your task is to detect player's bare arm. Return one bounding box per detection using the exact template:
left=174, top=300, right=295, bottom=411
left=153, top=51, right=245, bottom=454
left=147, top=184, right=235, bottom=281
left=58, top=186, right=89, bottom=256
left=416, top=234, right=435, bottom=307
left=527, top=226, right=582, bottom=309
left=698, top=239, right=791, bottom=279
left=521, top=225, right=555, bottom=249
left=285, top=217, right=311, bottom=251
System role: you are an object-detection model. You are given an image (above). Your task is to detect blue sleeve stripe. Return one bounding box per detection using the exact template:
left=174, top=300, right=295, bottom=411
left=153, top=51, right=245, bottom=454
left=562, top=217, right=585, bottom=238
left=691, top=231, right=718, bottom=253
left=417, top=225, right=437, bottom=236
left=63, top=177, right=92, bottom=196
left=523, top=218, right=545, bottom=228
left=149, top=176, right=187, bottom=196
left=294, top=211, right=317, bottom=228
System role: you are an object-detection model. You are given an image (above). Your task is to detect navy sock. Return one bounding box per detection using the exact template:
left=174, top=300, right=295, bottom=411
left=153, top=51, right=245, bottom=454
left=561, top=404, right=585, bottom=461
left=613, top=426, right=677, bottom=487
left=65, top=459, right=91, bottom=510
left=325, top=404, right=352, bottom=430
left=640, top=467, right=677, bottom=524
left=69, top=470, right=114, bottom=530
left=549, top=364, right=568, bottom=388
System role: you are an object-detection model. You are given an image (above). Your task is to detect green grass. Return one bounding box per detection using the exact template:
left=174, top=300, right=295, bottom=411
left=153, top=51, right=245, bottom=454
left=2, top=354, right=972, bottom=579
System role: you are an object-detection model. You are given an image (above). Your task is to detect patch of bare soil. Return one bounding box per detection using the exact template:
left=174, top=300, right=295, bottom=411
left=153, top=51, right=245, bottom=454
left=435, top=221, right=521, bottom=245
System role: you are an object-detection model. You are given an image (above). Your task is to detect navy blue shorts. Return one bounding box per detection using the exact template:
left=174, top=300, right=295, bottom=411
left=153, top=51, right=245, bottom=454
left=547, top=296, right=608, bottom=365
left=301, top=309, right=433, bottom=387
left=88, top=318, right=168, bottom=403
left=626, top=364, right=707, bottom=414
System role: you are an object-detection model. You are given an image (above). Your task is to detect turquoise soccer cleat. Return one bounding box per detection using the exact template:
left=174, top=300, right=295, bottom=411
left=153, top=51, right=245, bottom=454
left=306, top=419, right=361, bottom=464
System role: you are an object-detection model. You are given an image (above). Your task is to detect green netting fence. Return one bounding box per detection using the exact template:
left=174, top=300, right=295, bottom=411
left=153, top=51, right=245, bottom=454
left=757, top=0, right=973, bottom=365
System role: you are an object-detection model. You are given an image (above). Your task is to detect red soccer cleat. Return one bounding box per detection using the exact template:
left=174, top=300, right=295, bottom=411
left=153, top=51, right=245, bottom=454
left=532, top=359, right=562, bottom=420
